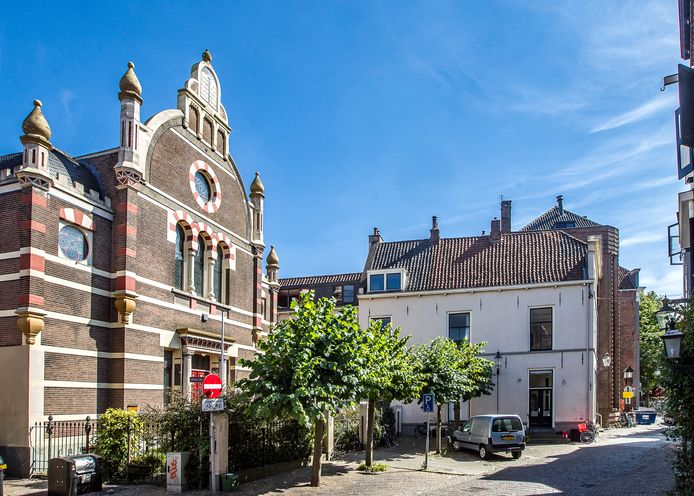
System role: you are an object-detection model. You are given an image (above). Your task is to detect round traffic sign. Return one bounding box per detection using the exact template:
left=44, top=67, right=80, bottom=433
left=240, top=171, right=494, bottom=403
left=202, top=374, right=222, bottom=398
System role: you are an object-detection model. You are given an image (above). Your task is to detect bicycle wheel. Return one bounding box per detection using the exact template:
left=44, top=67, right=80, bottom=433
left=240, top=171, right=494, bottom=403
left=580, top=431, right=594, bottom=443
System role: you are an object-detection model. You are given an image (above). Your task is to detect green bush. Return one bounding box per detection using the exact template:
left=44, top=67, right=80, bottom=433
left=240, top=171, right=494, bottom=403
left=128, top=452, right=166, bottom=482
left=93, top=408, right=143, bottom=479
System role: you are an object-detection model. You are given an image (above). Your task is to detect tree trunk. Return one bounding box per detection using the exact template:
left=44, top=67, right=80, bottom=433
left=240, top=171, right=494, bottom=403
left=366, top=397, right=375, bottom=467
left=311, top=418, right=324, bottom=487
left=435, top=404, right=442, bottom=454
left=453, top=402, right=461, bottom=430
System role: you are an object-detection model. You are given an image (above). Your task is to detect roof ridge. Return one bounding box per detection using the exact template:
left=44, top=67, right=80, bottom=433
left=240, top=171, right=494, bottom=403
left=279, top=271, right=363, bottom=281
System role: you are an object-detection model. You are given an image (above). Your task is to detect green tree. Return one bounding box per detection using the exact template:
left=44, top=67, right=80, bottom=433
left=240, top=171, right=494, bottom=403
left=639, top=290, right=666, bottom=403
left=414, top=337, right=494, bottom=453
left=664, top=298, right=694, bottom=494
left=237, top=292, right=367, bottom=487
left=361, top=320, right=422, bottom=467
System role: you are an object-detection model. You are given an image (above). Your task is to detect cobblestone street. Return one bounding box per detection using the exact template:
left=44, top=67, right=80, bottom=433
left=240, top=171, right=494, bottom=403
left=3, top=424, right=674, bottom=496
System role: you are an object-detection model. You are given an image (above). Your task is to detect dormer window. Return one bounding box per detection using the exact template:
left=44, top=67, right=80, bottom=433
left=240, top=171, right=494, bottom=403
left=368, top=270, right=405, bottom=292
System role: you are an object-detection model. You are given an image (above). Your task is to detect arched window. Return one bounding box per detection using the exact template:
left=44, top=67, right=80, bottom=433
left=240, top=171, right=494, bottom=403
left=194, top=235, right=205, bottom=296
left=174, top=225, right=185, bottom=290
left=213, top=245, right=223, bottom=302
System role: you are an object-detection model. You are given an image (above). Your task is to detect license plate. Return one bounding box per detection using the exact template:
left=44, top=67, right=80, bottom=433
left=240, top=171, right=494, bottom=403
left=502, top=435, right=514, bottom=441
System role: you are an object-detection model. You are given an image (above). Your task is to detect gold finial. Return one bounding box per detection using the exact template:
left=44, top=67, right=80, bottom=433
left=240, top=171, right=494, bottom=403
left=202, top=49, right=212, bottom=63
left=250, top=171, right=265, bottom=197
left=21, top=99, right=52, bottom=146
left=266, top=245, right=279, bottom=268
left=118, top=61, right=143, bottom=103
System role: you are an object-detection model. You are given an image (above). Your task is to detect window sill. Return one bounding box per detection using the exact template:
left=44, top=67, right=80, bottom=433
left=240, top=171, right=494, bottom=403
left=171, top=288, right=231, bottom=315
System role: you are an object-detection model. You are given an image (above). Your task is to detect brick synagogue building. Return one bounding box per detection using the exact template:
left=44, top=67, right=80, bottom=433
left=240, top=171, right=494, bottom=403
left=0, top=51, right=281, bottom=475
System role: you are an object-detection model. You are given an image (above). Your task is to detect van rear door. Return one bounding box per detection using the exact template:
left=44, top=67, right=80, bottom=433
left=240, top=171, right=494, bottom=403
left=490, top=417, right=524, bottom=447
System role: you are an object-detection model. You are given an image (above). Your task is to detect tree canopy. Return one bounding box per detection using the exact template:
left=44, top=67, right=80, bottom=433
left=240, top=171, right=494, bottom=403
left=639, top=290, right=666, bottom=399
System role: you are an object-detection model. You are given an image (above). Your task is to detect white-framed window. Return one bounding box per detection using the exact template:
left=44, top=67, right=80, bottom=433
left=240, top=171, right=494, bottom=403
left=367, top=269, right=406, bottom=293
left=448, top=312, right=470, bottom=344
left=530, top=306, right=553, bottom=351
left=58, top=222, right=93, bottom=265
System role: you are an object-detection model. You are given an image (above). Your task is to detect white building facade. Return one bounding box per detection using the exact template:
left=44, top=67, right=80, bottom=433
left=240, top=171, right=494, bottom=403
left=358, top=217, right=602, bottom=433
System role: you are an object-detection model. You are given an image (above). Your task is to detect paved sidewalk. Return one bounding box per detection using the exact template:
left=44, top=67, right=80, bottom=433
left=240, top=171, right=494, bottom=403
left=2, top=423, right=674, bottom=496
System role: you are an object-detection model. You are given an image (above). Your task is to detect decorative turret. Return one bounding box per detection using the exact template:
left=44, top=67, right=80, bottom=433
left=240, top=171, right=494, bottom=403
left=250, top=171, right=265, bottom=248
left=115, top=61, right=144, bottom=187
left=17, top=99, right=53, bottom=189
left=118, top=61, right=143, bottom=103
left=177, top=50, right=231, bottom=160
left=266, top=245, right=279, bottom=285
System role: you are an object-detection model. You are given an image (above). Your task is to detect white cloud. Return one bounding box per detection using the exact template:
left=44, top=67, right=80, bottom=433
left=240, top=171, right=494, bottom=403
left=621, top=233, right=665, bottom=247
left=590, top=94, right=677, bottom=133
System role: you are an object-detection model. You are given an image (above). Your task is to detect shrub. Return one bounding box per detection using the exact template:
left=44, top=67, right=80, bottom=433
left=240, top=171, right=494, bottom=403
left=93, top=408, right=143, bottom=479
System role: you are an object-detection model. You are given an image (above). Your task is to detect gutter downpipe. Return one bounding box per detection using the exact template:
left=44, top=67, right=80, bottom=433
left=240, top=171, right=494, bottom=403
left=586, top=237, right=599, bottom=425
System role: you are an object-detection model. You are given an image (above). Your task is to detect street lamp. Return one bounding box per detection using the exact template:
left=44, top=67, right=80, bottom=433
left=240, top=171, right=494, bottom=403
left=662, top=321, right=684, bottom=360
left=624, top=367, right=634, bottom=381
left=656, top=297, right=685, bottom=360
left=656, top=297, right=677, bottom=330
left=494, top=351, right=502, bottom=414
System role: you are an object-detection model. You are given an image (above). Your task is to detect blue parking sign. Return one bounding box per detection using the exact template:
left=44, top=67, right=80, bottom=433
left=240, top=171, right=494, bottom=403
left=422, top=393, right=435, bottom=412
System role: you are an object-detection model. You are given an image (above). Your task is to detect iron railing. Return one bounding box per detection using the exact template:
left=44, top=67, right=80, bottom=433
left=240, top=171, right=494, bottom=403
left=31, top=416, right=95, bottom=475
left=228, top=419, right=310, bottom=471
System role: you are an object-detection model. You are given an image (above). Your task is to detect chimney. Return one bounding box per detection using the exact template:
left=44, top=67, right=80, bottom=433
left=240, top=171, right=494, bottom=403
left=430, top=216, right=440, bottom=245
left=490, top=217, right=501, bottom=242
left=369, top=227, right=383, bottom=248
left=500, top=200, right=512, bottom=233
left=556, top=195, right=564, bottom=215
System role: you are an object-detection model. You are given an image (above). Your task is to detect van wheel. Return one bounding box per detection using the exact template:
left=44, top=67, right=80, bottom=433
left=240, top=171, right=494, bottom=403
left=512, top=451, right=522, bottom=459
left=451, top=439, right=462, bottom=451
left=479, top=445, right=490, bottom=460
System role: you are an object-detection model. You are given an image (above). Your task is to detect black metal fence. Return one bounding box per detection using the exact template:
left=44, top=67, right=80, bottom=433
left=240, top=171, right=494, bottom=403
left=228, top=418, right=311, bottom=472
left=31, top=416, right=95, bottom=475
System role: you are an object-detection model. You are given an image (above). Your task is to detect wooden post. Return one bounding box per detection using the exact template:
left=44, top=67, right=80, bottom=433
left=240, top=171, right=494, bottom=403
left=310, top=419, right=324, bottom=487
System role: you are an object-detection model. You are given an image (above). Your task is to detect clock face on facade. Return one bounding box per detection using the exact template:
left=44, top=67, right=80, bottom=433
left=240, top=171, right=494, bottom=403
left=200, top=67, right=218, bottom=108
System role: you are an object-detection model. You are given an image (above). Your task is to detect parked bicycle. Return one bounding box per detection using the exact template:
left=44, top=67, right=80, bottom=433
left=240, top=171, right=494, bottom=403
left=578, top=421, right=599, bottom=443
left=414, top=422, right=449, bottom=439
left=380, top=424, right=396, bottom=447
left=619, top=411, right=636, bottom=428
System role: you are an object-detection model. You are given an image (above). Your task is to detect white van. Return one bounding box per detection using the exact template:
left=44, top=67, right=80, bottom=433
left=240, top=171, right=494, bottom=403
left=450, top=414, right=526, bottom=459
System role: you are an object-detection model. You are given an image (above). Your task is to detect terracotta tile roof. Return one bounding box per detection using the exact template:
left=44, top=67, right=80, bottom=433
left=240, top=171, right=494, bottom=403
left=367, top=231, right=588, bottom=292
left=520, top=206, right=601, bottom=231
left=279, top=272, right=363, bottom=288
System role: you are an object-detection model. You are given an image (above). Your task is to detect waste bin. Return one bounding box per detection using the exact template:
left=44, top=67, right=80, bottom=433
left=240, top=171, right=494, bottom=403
left=635, top=410, right=657, bottom=425
left=221, top=473, right=239, bottom=492
left=47, top=454, right=102, bottom=496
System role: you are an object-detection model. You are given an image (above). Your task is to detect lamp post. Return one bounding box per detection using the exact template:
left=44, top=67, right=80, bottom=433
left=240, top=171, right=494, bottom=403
left=656, top=297, right=692, bottom=369
left=494, top=351, right=502, bottom=414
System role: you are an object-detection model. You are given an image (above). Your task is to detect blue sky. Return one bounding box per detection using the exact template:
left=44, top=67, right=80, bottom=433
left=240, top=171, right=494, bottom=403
left=0, top=1, right=685, bottom=295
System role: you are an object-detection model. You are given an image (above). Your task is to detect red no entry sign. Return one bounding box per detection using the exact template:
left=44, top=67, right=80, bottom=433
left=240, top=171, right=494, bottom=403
left=202, top=374, right=222, bottom=398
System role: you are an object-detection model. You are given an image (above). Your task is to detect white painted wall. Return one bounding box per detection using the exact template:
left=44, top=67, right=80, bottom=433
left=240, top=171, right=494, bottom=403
left=359, top=281, right=598, bottom=429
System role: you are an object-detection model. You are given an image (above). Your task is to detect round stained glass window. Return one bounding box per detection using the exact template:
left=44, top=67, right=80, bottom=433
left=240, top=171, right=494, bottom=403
left=59, top=225, right=88, bottom=262
left=194, top=171, right=211, bottom=203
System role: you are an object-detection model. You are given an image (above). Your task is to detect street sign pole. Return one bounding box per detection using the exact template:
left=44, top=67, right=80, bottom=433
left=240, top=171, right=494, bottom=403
left=210, top=412, right=216, bottom=494
left=424, top=411, right=430, bottom=470
left=220, top=310, right=226, bottom=388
